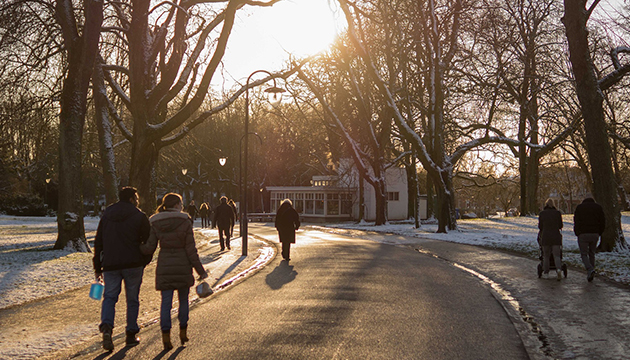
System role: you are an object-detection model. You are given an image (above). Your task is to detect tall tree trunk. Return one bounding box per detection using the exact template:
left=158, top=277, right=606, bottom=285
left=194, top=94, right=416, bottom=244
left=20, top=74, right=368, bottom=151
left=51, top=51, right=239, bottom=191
left=526, top=150, right=540, bottom=213
left=358, top=172, right=365, bottom=222
left=53, top=0, right=103, bottom=251
left=93, top=59, right=118, bottom=206
left=129, top=137, right=159, bottom=213
left=436, top=169, right=456, bottom=233
left=373, top=178, right=387, bottom=226
left=563, top=1, right=627, bottom=251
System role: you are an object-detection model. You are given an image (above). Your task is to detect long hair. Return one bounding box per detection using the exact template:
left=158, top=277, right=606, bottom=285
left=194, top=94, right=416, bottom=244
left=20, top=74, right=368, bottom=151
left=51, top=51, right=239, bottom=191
left=200, top=203, right=208, bottom=211
left=156, top=193, right=183, bottom=214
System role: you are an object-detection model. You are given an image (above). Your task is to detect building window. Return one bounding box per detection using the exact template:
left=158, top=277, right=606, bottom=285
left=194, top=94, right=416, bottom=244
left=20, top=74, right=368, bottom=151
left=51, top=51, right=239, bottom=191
left=315, top=193, right=324, bottom=214
left=341, top=193, right=353, bottom=215
left=327, top=193, right=339, bottom=215
left=387, top=192, right=399, bottom=201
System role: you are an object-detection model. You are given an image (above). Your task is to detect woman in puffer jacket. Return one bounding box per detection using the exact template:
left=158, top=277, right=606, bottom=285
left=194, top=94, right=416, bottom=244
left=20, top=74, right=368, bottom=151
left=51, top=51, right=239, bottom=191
left=141, top=193, right=208, bottom=350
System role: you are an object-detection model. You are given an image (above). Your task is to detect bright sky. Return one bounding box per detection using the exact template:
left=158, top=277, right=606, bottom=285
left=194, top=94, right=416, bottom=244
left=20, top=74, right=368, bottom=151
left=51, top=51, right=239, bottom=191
left=215, top=0, right=345, bottom=89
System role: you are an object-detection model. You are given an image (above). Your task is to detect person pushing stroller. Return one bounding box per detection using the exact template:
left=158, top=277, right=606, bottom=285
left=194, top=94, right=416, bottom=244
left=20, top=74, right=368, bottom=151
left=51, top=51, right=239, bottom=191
left=538, top=199, right=564, bottom=281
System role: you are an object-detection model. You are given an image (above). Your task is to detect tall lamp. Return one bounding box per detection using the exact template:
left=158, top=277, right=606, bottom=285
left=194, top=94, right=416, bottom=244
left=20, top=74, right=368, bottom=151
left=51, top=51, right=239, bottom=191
left=241, top=70, right=285, bottom=256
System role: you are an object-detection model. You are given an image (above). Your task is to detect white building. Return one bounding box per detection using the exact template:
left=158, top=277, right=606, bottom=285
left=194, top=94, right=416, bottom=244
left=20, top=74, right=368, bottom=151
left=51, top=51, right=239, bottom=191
left=266, top=159, right=426, bottom=222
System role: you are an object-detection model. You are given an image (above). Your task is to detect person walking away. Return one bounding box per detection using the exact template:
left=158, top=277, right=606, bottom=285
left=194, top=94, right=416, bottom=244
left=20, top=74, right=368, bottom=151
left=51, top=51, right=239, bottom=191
left=214, top=196, right=235, bottom=250
left=275, top=199, right=300, bottom=261
left=538, top=199, right=564, bottom=281
left=140, top=193, right=208, bottom=350
left=186, top=200, right=198, bottom=220
left=574, top=197, right=606, bottom=282
left=199, top=203, right=209, bottom=228
left=228, top=199, right=237, bottom=237
left=93, top=187, right=151, bottom=351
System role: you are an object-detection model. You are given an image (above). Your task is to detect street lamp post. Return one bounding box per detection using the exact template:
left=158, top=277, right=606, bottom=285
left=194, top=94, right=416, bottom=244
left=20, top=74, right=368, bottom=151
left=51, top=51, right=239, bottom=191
left=241, top=70, right=285, bottom=256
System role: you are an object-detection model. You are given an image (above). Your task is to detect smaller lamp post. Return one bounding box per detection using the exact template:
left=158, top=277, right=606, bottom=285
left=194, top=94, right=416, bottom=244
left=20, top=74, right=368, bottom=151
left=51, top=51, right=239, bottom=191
left=241, top=70, right=285, bottom=256
left=45, top=178, right=51, bottom=208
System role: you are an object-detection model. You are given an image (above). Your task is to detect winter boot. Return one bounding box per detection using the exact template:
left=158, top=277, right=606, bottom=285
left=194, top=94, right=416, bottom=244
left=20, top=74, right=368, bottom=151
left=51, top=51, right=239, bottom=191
left=557, top=269, right=562, bottom=281
left=101, top=325, right=114, bottom=351
left=125, top=330, right=140, bottom=346
left=162, top=330, right=173, bottom=350
left=179, top=326, right=189, bottom=345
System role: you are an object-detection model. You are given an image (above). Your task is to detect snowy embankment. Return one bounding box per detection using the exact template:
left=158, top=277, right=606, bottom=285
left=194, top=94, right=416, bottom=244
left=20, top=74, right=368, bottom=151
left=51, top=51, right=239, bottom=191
left=317, top=213, right=630, bottom=285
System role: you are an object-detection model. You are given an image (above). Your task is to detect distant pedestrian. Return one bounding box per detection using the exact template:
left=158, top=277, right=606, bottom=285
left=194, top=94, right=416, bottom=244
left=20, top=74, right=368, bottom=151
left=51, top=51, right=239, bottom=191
left=199, top=203, right=209, bottom=228
left=538, top=199, right=563, bottom=281
left=93, top=187, right=151, bottom=351
left=186, top=200, right=198, bottom=220
left=275, top=199, right=300, bottom=261
left=574, top=197, right=606, bottom=282
left=214, top=196, right=235, bottom=251
left=141, top=193, right=208, bottom=350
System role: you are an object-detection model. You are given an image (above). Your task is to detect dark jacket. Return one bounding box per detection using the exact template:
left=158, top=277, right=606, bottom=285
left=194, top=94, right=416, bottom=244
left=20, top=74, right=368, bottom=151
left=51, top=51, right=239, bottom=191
left=187, top=204, right=198, bottom=218
left=574, top=198, right=606, bottom=236
left=141, top=211, right=207, bottom=291
left=538, top=205, right=563, bottom=246
left=214, top=202, right=235, bottom=230
left=93, top=201, right=151, bottom=273
left=275, top=203, right=300, bottom=244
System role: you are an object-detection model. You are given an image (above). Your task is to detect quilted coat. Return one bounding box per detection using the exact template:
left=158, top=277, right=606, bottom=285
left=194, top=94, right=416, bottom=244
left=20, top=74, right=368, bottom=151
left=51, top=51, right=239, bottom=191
left=141, top=210, right=207, bottom=290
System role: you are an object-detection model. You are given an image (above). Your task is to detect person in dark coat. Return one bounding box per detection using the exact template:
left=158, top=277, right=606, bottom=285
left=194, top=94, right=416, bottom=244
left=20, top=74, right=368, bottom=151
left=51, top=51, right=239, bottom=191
left=186, top=200, right=198, bottom=220
left=275, top=199, right=300, bottom=261
left=214, top=196, right=235, bottom=251
left=574, top=197, right=606, bottom=282
left=93, top=187, right=151, bottom=351
left=538, top=199, right=563, bottom=281
left=199, top=203, right=209, bottom=228
left=141, top=193, right=208, bottom=350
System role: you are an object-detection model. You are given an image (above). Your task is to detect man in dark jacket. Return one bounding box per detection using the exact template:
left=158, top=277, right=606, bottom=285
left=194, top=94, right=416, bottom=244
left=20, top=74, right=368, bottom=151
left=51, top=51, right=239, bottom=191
left=214, top=196, right=235, bottom=251
left=93, top=187, right=151, bottom=351
left=574, top=197, right=606, bottom=282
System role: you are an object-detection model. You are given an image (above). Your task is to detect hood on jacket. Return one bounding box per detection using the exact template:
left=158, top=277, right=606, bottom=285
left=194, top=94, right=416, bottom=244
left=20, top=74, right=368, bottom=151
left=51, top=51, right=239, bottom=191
left=103, top=201, right=141, bottom=222
left=582, top=197, right=596, bottom=204
left=149, top=211, right=191, bottom=232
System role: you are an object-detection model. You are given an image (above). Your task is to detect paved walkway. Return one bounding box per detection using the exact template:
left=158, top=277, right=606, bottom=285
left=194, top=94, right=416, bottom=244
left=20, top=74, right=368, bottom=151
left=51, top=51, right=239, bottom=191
left=0, top=228, right=276, bottom=360
left=313, top=227, right=630, bottom=360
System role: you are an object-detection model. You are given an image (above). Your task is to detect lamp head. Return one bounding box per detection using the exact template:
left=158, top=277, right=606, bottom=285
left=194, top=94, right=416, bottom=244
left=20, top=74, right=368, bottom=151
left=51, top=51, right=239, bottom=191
left=219, top=157, right=227, bottom=167
left=182, top=168, right=188, bottom=176
left=264, top=86, right=285, bottom=108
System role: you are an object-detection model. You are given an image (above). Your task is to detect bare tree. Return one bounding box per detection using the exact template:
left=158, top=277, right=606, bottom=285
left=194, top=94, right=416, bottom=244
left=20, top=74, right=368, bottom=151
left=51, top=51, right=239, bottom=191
left=563, top=0, right=629, bottom=251
left=53, top=0, right=104, bottom=251
left=96, top=0, right=305, bottom=212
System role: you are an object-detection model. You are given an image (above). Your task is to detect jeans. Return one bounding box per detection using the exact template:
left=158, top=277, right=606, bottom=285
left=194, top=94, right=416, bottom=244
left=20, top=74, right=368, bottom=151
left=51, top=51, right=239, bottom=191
left=101, top=266, right=144, bottom=333
left=542, top=245, right=562, bottom=274
left=160, top=287, right=190, bottom=332
left=578, top=233, right=599, bottom=272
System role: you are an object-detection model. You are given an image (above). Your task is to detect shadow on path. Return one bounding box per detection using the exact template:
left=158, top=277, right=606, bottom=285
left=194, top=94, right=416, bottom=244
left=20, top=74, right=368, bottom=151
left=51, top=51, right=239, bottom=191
left=265, top=260, right=297, bottom=290
left=211, top=256, right=246, bottom=287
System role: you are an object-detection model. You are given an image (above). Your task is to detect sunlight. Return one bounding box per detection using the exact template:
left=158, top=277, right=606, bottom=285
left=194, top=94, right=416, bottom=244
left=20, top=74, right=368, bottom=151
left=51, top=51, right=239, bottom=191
left=220, top=0, right=345, bottom=85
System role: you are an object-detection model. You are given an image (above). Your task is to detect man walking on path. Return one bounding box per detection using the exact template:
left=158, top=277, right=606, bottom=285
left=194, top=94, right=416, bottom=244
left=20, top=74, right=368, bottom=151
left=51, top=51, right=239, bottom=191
left=93, top=187, right=152, bottom=351
left=574, top=197, right=606, bottom=282
left=214, top=196, right=235, bottom=251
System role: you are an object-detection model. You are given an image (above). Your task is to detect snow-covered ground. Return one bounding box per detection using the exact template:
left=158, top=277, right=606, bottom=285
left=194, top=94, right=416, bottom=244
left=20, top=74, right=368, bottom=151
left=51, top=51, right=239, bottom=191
left=316, top=213, right=630, bottom=285
left=1, top=213, right=630, bottom=311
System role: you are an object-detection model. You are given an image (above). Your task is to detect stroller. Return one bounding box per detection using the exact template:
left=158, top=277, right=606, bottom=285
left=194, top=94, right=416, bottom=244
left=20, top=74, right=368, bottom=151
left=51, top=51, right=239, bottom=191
left=536, top=232, right=568, bottom=278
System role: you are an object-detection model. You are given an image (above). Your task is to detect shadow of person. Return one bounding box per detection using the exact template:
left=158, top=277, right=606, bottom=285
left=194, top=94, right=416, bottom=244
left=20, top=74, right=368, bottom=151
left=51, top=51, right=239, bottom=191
left=265, top=260, right=298, bottom=290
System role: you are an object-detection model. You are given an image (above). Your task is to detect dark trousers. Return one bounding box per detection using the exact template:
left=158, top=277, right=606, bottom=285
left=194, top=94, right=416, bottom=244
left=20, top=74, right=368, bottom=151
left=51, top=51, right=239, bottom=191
left=578, top=233, right=599, bottom=272
left=281, top=242, right=291, bottom=260
left=218, top=226, right=230, bottom=250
